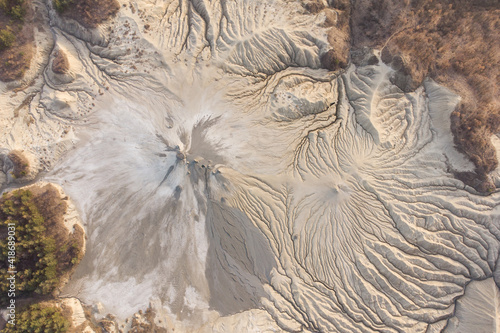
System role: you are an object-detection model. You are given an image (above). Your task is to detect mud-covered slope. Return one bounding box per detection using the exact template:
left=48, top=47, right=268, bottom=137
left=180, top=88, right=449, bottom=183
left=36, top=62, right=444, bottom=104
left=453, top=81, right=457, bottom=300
left=350, top=0, right=500, bottom=191
left=0, top=0, right=499, bottom=332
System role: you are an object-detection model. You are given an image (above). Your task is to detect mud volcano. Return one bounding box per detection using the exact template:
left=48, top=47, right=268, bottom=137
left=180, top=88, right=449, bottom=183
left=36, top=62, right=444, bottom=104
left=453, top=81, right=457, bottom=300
left=0, top=0, right=499, bottom=332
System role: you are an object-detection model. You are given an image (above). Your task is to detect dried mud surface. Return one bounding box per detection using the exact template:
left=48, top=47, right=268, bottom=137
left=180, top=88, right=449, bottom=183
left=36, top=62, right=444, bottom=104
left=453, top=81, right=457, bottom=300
left=0, top=0, right=499, bottom=332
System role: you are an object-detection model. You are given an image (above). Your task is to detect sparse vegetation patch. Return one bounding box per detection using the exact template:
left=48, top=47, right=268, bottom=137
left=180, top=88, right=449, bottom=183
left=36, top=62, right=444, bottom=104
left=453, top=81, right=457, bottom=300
left=53, top=0, right=120, bottom=28
left=0, top=0, right=34, bottom=81
left=7, top=151, right=29, bottom=179
left=0, top=29, right=14, bottom=50
left=52, top=49, right=69, bottom=74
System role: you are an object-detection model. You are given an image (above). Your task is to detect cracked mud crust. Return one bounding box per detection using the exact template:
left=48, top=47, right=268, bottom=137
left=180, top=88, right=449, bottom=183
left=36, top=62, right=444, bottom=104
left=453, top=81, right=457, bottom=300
left=0, top=0, right=499, bottom=332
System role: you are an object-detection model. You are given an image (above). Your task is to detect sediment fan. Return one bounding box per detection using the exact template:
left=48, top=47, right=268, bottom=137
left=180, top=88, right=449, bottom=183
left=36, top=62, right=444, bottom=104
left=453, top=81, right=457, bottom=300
left=1, top=0, right=499, bottom=332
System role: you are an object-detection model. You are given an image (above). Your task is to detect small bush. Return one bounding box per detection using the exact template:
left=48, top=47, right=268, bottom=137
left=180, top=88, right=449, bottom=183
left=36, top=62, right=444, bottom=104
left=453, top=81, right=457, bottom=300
left=321, top=49, right=346, bottom=71
left=53, top=0, right=73, bottom=13
left=7, top=151, right=29, bottom=179
left=305, top=1, right=325, bottom=14
left=0, top=29, right=15, bottom=51
left=2, top=304, right=70, bottom=333
left=0, top=0, right=26, bottom=20
left=329, top=0, right=349, bottom=10
left=9, top=4, right=25, bottom=20
left=52, top=50, right=69, bottom=74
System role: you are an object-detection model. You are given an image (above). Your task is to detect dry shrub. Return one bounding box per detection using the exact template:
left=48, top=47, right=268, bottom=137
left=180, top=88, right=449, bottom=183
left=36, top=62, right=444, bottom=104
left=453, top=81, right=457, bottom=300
left=451, top=103, right=499, bottom=177
left=329, top=0, right=349, bottom=10
left=52, top=49, right=69, bottom=74
left=323, top=9, right=337, bottom=27
left=129, top=308, right=168, bottom=333
left=321, top=49, right=347, bottom=71
left=7, top=150, right=29, bottom=178
left=58, top=0, right=120, bottom=28
left=324, top=0, right=351, bottom=69
left=305, top=1, right=325, bottom=14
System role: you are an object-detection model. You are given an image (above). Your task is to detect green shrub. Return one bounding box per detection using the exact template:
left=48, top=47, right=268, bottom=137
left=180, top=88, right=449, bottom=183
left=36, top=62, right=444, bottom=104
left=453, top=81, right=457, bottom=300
left=1, top=304, right=70, bottom=333
left=53, top=0, right=73, bottom=13
left=9, top=4, right=25, bottom=20
left=0, top=29, right=15, bottom=51
left=0, top=0, right=25, bottom=20
left=0, top=0, right=8, bottom=13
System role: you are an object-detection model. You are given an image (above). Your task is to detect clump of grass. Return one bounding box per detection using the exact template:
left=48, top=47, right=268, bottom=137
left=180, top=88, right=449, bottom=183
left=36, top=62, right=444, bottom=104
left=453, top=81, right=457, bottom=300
left=0, top=29, right=15, bottom=51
